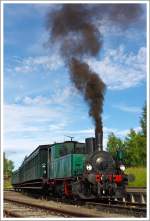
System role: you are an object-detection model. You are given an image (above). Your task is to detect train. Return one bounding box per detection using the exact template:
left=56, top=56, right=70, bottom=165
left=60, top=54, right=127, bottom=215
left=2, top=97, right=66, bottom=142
left=12, top=134, right=128, bottom=200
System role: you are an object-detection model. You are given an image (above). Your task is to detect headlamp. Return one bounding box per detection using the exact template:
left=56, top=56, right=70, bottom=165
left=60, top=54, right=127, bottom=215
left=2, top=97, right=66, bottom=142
left=120, top=164, right=125, bottom=171
left=86, top=164, right=92, bottom=171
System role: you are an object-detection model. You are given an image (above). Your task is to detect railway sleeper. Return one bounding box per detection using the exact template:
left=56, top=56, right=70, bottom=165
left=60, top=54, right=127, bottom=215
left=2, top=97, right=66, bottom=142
left=126, top=193, right=146, bottom=204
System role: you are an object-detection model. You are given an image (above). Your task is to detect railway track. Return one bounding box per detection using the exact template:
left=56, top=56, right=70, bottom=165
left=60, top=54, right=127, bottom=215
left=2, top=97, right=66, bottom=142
left=3, top=190, right=147, bottom=218
left=4, top=198, right=99, bottom=218
left=127, top=187, right=146, bottom=193
left=126, top=187, right=146, bottom=204
left=4, top=200, right=61, bottom=218
left=4, top=197, right=146, bottom=218
left=4, top=196, right=127, bottom=218
left=85, top=200, right=146, bottom=218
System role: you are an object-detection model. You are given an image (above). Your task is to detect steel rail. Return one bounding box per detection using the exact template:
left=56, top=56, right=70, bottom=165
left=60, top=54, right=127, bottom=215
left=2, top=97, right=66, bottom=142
left=126, top=187, right=146, bottom=193
left=4, top=198, right=101, bottom=218
left=4, top=209, right=23, bottom=218
left=85, top=201, right=146, bottom=217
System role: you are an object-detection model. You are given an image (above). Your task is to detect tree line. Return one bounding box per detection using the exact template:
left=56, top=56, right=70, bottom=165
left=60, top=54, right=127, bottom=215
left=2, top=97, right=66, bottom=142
left=107, top=104, right=147, bottom=167
left=4, top=153, right=14, bottom=178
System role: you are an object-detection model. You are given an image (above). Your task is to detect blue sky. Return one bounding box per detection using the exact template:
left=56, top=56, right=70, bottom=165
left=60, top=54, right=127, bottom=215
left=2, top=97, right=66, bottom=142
left=3, top=3, right=147, bottom=169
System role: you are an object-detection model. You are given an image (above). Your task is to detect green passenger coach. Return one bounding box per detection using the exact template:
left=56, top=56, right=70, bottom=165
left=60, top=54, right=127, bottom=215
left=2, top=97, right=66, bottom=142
left=12, top=145, right=51, bottom=187
left=12, top=141, right=87, bottom=189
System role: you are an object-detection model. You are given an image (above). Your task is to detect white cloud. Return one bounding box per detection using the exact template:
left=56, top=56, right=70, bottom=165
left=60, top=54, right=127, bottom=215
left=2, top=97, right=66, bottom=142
left=4, top=105, right=141, bottom=170
left=113, top=103, right=142, bottom=114
left=3, top=102, right=72, bottom=169
left=103, top=126, right=141, bottom=138
left=19, top=86, right=75, bottom=106
left=61, top=126, right=141, bottom=145
left=10, top=52, right=64, bottom=74
left=4, top=101, right=141, bottom=148
left=97, top=16, right=146, bottom=42
left=6, top=45, right=146, bottom=91
left=22, top=96, right=51, bottom=105
left=86, top=46, right=146, bottom=90
left=69, top=129, right=94, bottom=135
left=3, top=103, right=69, bottom=134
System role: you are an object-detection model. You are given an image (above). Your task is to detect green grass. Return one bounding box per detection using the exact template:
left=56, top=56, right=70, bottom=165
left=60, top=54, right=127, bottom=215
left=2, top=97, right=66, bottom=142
left=126, top=167, right=146, bottom=187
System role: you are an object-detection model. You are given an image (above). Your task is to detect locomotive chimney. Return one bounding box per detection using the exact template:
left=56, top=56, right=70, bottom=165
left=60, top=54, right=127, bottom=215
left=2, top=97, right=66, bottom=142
left=95, top=129, right=103, bottom=151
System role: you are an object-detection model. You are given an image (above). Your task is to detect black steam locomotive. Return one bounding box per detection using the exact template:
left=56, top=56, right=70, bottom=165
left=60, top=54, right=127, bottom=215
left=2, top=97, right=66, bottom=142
left=12, top=132, right=128, bottom=200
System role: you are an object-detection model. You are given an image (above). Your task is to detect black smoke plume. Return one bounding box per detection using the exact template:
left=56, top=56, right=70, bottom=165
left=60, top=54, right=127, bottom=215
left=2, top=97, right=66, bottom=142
left=46, top=4, right=143, bottom=140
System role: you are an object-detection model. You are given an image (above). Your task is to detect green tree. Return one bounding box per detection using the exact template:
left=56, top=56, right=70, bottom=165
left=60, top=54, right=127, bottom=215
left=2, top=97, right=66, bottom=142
left=4, top=153, right=14, bottom=177
left=106, top=103, right=147, bottom=167
left=136, top=132, right=146, bottom=166
left=124, top=128, right=146, bottom=167
left=138, top=103, right=146, bottom=166
left=124, top=129, right=138, bottom=166
left=107, top=132, right=124, bottom=158
left=140, top=103, right=146, bottom=137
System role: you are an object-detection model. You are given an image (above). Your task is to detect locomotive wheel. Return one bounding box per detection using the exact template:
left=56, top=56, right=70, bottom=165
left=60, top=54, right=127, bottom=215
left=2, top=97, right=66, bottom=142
left=72, top=181, right=95, bottom=200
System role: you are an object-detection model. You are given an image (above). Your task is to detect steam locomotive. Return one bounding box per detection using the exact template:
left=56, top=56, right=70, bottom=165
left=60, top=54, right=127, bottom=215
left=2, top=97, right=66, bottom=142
left=12, top=132, right=128, bottom=200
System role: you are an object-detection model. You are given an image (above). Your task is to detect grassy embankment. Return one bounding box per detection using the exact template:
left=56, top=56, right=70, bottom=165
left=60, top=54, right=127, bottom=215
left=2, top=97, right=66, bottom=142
left=126, top=167, right=146, bottom=187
